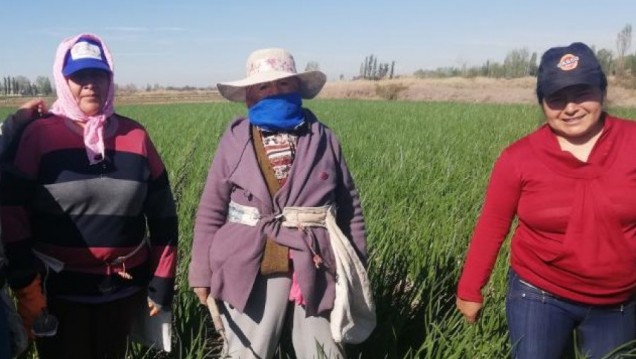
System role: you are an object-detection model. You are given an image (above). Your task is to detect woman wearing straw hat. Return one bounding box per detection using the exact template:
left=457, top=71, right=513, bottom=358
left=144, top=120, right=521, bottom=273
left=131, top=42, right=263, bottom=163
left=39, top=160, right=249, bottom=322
left=456, top=42, right=636, bottom=359
left=188, top=48, right=375, bottom=358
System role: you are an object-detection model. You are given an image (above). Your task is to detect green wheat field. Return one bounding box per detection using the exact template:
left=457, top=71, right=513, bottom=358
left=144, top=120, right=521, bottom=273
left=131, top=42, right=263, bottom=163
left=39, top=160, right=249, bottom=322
left=2, top=100, right=636, bottom=359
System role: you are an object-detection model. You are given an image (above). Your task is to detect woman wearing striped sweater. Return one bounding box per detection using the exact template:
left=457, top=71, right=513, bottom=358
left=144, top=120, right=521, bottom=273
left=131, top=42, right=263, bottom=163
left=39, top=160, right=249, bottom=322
left=1, top=33, right=178, bottom=359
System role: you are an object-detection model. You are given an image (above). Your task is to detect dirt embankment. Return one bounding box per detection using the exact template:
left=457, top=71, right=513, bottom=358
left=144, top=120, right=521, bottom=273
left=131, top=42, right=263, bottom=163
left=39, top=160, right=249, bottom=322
left=2, top=77, right=635, bottom=107
left=318, top=76, right=636, bottom=108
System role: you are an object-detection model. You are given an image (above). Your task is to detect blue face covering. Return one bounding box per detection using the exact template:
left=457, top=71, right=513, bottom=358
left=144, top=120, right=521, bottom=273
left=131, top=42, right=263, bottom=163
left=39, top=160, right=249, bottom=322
left=248, top=92, right=304, bottom=132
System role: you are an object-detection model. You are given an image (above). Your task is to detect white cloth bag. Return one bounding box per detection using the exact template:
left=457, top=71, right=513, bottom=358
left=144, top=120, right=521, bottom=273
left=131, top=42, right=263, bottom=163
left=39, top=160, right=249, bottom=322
left=281, top=206, right=376, bottom=344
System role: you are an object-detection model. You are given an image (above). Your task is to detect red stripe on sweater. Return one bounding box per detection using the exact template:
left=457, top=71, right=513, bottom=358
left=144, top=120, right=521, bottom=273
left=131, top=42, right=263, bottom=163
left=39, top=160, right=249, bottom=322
left=15, top=116, right=165, bottom=178
left=150, top=245, right=177, bottom=277
left=33, top=243, right=150, bottom=274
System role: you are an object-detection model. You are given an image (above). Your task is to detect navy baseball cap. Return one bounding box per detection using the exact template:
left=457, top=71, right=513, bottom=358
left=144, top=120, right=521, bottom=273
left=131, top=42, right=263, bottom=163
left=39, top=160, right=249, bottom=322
left=536, top=42, right=607, bottom=102
left=62, top=37, right=111, bottom=76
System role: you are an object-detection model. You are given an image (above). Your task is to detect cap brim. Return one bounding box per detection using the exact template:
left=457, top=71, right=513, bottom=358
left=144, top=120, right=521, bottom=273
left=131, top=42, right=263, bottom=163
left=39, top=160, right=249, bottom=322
left=217, top=71, right=326, bottom=102
left=63, top=59, right=112, bottom=77
left=541, top=74, right=603, bottom=99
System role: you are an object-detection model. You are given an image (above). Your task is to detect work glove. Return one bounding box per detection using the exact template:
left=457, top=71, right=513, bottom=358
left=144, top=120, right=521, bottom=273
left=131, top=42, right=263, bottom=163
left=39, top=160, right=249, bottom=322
left=14, top=273, right=46, bottom=339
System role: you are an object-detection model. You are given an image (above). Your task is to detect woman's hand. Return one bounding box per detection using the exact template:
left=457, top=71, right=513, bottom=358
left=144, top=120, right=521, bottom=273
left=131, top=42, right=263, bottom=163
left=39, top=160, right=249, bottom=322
left=15, top=99, right=48, bottom=121
left=148, top=298, right=161, bottom=317
left=193, top=287, right=210, bottom=305
left=456, top=297, right=483, bottom=324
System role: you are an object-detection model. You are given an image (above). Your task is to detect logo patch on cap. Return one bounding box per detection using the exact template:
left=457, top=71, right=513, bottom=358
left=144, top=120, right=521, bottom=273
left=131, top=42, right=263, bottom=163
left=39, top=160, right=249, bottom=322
left=557, top=54, right=579, bottom=71
left=70, top=41, right=103, bottom=61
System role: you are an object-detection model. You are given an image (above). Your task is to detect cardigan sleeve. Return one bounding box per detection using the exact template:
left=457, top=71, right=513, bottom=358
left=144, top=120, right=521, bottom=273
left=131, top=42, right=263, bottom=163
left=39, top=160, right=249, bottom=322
left=188, top=128, right=235, bottom=288
left=331, top=133, right=368, bottom=264
left=456, top=149, right=521, bottom=303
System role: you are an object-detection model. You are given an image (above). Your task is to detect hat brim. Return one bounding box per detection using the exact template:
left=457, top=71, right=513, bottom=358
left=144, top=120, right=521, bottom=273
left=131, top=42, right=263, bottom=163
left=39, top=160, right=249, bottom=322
left=217, top=70, right=326, bottom=102
left=540, top=74, right=604, bottom=99
left=63, top=59, right=112, bottom=77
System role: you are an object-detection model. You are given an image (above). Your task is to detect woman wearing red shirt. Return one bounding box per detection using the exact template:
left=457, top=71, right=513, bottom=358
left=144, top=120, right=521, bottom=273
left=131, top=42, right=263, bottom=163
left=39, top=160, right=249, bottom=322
left=457, top=42, right=636, bottom=359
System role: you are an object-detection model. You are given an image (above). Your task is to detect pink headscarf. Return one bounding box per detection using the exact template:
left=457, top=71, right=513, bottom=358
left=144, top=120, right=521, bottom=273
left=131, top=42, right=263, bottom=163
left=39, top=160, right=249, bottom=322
left=49, top=33, right=115, bottom=165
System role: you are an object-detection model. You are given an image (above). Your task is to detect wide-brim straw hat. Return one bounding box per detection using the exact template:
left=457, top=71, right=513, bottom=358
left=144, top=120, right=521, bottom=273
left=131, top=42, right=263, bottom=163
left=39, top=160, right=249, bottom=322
left=217, top=48, right=327, bottom=102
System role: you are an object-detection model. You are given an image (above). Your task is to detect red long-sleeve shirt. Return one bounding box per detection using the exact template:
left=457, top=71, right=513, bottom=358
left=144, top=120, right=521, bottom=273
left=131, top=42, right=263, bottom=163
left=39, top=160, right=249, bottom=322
left=458, top=115, right=636, bottom=305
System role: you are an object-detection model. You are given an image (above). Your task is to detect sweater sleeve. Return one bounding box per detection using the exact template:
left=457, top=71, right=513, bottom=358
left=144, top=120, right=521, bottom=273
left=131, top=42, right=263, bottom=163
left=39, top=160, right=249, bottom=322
left=0, top=115, right=20, bottom=154
left=0, top=114, right=35, bottom=155
left=188, top=130, right=235, bottom=288
left=456, top=149, right=521, bottom=303
left=0, top=123, right=41, bottom=289
left=331, top=133, right=368, bottom=264
left=0, top=114, right=23, bottom=277
left=142, top=134, right=178, bottom=308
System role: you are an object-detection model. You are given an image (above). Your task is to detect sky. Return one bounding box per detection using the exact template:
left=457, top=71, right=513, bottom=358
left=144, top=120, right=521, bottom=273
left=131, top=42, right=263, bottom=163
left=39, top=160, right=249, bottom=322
left=2, top=0, right=636, bottom=87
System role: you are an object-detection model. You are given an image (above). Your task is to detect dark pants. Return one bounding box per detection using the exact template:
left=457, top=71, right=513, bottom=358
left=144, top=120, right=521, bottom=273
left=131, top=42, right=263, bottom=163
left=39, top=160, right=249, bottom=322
left=0, top=292, right=11, bottom=359
left=506, top=270, right=636, bottom=359
left=36, top=290, right=146, bottom=359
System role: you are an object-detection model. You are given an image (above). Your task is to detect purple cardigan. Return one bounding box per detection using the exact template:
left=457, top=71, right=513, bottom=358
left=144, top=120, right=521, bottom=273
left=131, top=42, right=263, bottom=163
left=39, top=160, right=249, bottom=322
left=188, top=110, right=367, bottom=315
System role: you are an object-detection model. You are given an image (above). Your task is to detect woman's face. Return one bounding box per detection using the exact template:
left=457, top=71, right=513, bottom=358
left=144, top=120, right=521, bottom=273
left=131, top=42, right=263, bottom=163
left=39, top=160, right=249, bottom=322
left=66, top=69, right=110, bottom=116
left=246, top=77, right=299, bottom=107
left=542, top=84, right=605, bottom=142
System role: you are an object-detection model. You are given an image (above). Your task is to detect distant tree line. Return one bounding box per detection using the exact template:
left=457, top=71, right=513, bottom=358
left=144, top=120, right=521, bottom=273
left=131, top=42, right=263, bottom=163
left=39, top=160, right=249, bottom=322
left=0, top=76, right=217, bottom=97
left=412, top=24, right=636, bottom=86
left=7, top=25, right=636, bottom=92
left=358, top=55, right=395, bottom=80
left=1, top=76, right=53, bottom=96
left=117, top=83, right=216, bottom=94
left=413, top=48, right=538, bottom=79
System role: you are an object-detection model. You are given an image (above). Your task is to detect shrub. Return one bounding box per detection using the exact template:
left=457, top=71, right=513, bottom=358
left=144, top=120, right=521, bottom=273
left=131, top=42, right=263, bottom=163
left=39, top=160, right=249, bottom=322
left=375, top=83, right=408, bottom=101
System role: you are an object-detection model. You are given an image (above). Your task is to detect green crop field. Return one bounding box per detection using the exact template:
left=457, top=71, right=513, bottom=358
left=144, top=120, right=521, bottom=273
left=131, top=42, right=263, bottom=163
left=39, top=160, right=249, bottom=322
left=2, top=100, right=636, bottom=359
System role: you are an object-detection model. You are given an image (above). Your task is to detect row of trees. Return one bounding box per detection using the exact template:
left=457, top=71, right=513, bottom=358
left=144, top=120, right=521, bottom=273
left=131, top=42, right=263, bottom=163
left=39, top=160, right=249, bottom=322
left=413, top=24, right=636, bottom=83
left=304, top=57, right=397, bottom=81
left=5, top=24, right=636, bottom=93
left=353, top=25, right=635, bottom=82
left=0, top=76, right=217, bottom=96
left=358, top=55, right=396, bottom=80
left=414, top=48, right=539, bottom=79
left=1, top=76, right=53, bottom=96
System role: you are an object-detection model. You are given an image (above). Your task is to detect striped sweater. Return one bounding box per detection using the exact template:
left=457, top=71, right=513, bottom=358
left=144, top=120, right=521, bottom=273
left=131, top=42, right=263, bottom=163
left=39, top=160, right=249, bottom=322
left=0, top=114, right=177, bottom=307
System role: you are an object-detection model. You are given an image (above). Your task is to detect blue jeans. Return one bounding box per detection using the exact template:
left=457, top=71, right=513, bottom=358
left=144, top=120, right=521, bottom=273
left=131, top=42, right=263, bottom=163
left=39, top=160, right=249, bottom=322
left=506, top=270, right=636, bottom=359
